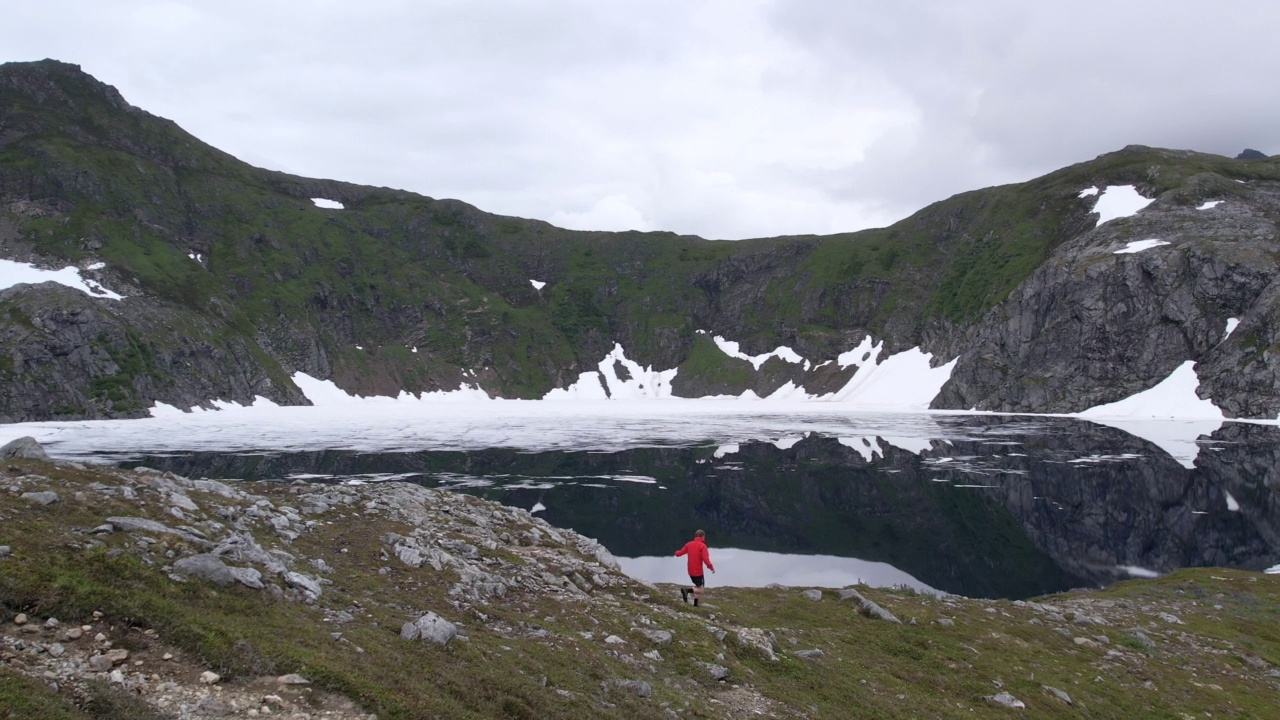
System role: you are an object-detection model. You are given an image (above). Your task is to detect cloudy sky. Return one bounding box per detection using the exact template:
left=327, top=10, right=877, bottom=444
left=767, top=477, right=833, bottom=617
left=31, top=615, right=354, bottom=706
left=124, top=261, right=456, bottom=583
left=4, top=1, right=1278, bottom=239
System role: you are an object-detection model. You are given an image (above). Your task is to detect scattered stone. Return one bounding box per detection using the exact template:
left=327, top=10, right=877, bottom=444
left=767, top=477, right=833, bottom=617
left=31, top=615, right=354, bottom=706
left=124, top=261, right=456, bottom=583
left=794, top=649, right=824, bottom=660
left=1074, top=637, right=1100, bottom=649
left=839, top=588, right=901, bottom=624
left=0, top=545, right=9, bottom=559
left=65, top=628, right=83, bottom=640
left=172, top=554, right=235, bottom=586
left=699, top=662, right=730, bottom=680
left=284, top=572, right=323, bottom=600
left=801, top=589, right=823, bottom=601
left=1157, top=612, right=1183, bottom=625
left=935, top=618, right=955, bottom=627
left=42, top=618, right=58, bottom=628
left=227, top=566, right=265, bottom=590
left=988, top=691, right=1025, bottom=709
left=276, top=673, right=310, bottom=685
left=733, top=628, right=777, bottom=660
left=604, top=634, right=626, bottom=645
left=632, top=628, right=672, bottom=644
left=0, top=437, right=49, bottom=460
left=199, top=670, right=221, bottom=684
left=20, top=491, right=59, bottom=506
left=105, top=648, right=129, bottom=666
left=87, top=654, right=114, bottom=672
left=13, top=613, right=27, bottom=626
left=400, top=612, right=458, bottom=645
left=602, top=679, right=652, bottom=697
left=1043, top=685, right=1073, bottom=704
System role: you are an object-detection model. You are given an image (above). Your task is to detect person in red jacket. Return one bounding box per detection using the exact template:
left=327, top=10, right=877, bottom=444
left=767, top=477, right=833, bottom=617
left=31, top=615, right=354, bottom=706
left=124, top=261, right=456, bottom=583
left=675, top=529, right=716, bottom=606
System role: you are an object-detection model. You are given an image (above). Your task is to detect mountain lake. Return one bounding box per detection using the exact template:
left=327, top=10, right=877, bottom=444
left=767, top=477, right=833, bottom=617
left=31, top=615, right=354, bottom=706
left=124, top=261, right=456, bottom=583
left=3, top=403, right=1277, bottom=600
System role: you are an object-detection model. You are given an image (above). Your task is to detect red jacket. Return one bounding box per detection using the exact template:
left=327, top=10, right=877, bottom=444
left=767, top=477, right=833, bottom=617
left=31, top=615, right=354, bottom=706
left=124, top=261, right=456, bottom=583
left=675, top=537, right=714, bottom=575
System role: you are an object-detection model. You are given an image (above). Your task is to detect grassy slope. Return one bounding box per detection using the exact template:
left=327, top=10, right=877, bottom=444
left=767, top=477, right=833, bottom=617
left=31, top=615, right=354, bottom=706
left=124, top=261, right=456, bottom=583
left=2, top=457, right=1278, bottom=719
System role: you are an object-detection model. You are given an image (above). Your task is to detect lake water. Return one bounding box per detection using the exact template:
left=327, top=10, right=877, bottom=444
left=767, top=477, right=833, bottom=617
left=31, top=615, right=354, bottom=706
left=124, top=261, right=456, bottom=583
left=5, top=404, right=1278, bottom=599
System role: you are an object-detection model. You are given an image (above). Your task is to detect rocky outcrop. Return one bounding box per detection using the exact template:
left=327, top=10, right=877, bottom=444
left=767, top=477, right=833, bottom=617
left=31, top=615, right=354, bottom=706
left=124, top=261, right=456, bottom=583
left=936, top=170, right=1280, bottom=416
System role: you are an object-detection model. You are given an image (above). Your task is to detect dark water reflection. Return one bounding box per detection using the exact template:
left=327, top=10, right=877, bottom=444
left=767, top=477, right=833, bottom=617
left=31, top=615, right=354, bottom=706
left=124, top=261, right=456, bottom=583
left=112, top=416, right=1280, bottom=599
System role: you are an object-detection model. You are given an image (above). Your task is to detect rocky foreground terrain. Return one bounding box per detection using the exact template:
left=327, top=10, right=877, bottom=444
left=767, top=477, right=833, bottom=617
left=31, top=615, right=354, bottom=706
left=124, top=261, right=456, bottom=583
left=1, top=436, right=1278, bottom=719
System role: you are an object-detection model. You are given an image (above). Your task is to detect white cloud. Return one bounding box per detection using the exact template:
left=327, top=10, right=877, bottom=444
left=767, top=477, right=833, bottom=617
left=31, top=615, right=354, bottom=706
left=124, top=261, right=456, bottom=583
left=3, top=1, right=1277, bottom=240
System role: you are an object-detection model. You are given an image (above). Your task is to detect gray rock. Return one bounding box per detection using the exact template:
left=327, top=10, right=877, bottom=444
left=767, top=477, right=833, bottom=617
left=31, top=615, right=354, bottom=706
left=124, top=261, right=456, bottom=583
left=87, top=654, right=114, bottom=672
left=839, top=588, right=901, bottom=623
left=1157, top=612, right=1183, bottom=625
left=284, top=572, right=322, bottom=600
left=801, top=589, right=823, bottom=601
left=276, top=673, right=310, bottom=685
left=1125, top=628, right=1156, bottom=650
left=227, top=566, right=265, bottom=590
left=794, top=649, right=824, bottom=660
left=733, top=628, right=777, bottom=660
left=602, top=679, right=652, bottom=697
left=935, top=618, right=955, bottom=627
left=0, top=546, right=10, bottom=559
left=103, top=516, right=212, bottom=548
left=1043, top=685, right=1073, bottom=704
left=20, top=491, right=59, bottom=506
left=633, top=628, right=672, bottom=644
left=988, top=691, right=1025, bottom=709
left=1, top=437, right=49, bottom=460
left=172, top=554, right=234, bottom=586
left=699, top=662, right=730, bottom=680
left=400, top=611, right=458, bottom=645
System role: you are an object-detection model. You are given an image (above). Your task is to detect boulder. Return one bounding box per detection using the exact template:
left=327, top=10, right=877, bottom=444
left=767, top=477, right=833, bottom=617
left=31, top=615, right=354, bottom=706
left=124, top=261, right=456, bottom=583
left=172, top=554, right=234, bottom=587
left=602, top=679, right=652, bottom=697
left=400, top=611, right=458, bottom=645
left=839, top=587, right=901, bottom=623
left=20, top=491, right=59, bottom=506
left=0, top=437, right=49, bottom=460
left=227, top=566, right=265, bottom=589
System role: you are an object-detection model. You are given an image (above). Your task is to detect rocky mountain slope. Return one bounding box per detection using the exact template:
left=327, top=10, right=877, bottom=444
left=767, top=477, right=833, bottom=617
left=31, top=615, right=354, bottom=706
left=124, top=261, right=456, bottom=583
left=3, top=443, right=1279, bottom=719
left=2, top=59, right=1280, bottom=421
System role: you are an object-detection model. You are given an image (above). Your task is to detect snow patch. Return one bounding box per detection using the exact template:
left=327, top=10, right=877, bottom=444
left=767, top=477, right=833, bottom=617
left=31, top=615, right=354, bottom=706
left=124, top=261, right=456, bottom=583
left=714, top=444, right=739, bottom=458
left=187, top=251, right=203, bottom=262
left=1078, top=361, right=1224, bottom=468
left=1119, top=565, right=1160, bottom=579
left=311, top=198, right=344, bottom=209
left=0, top=259, right=125, bottom=300
left=530, top=502, right=546, bottom=514
left=543, top=343, right=676, bottom=400
left=1114, top=239, right=1170, bottom=255
left=530, top=279, right=546, bottom=290
left=291, top=371, right=489, bottom=405
left=1197, top=200, right=1223, bottom=210
left=1223, top=318, right=1239, bottom=340
left=824, top=342, right=957, bottom=410
left=712, top=336, right=805, bottom=370
left=1078, top=186, right=1099, bottom=198
left=86, top=262, right=106, bottom=270
left=1266, top=565, right=1280, bottom=575
left=1092, top=185, right=1153, bottom=226
left=1225, top=491, right=1240, bottom=512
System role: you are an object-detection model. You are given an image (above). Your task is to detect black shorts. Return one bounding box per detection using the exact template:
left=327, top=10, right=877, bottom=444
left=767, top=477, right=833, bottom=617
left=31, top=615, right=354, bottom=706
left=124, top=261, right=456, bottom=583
left=690, top=574, right=705, bottom=587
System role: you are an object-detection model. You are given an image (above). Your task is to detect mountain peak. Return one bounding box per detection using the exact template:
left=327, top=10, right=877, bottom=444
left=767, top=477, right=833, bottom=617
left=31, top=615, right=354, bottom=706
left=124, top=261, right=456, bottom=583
left=0, top=58, right=140, bottom=115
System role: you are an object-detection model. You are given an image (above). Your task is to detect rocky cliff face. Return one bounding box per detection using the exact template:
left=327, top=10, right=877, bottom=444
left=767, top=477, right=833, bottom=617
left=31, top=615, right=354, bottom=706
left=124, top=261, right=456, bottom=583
left=935, top=164, right=1280, bottom=416
left=3, top=60, right=1280, bottom=421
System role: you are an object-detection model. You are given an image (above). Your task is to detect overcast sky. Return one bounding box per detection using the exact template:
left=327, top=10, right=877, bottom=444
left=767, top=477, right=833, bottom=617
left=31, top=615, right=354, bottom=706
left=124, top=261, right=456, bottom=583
left=4, top=1, right=1278, bottom=239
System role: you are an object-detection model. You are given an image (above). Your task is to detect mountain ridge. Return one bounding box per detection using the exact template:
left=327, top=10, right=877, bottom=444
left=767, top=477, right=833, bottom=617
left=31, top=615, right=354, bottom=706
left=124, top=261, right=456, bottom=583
left=3, top=59, right=1280, bottom=421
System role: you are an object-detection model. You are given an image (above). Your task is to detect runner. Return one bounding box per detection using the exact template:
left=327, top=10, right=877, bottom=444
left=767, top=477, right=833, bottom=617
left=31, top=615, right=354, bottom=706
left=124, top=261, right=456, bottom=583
left=675, top=529, right=715, bottom=606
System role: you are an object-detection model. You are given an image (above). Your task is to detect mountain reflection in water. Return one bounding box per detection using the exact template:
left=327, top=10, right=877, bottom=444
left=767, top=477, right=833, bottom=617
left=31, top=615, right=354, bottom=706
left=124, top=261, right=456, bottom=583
left=40, top=414, right=1280, bottom=600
